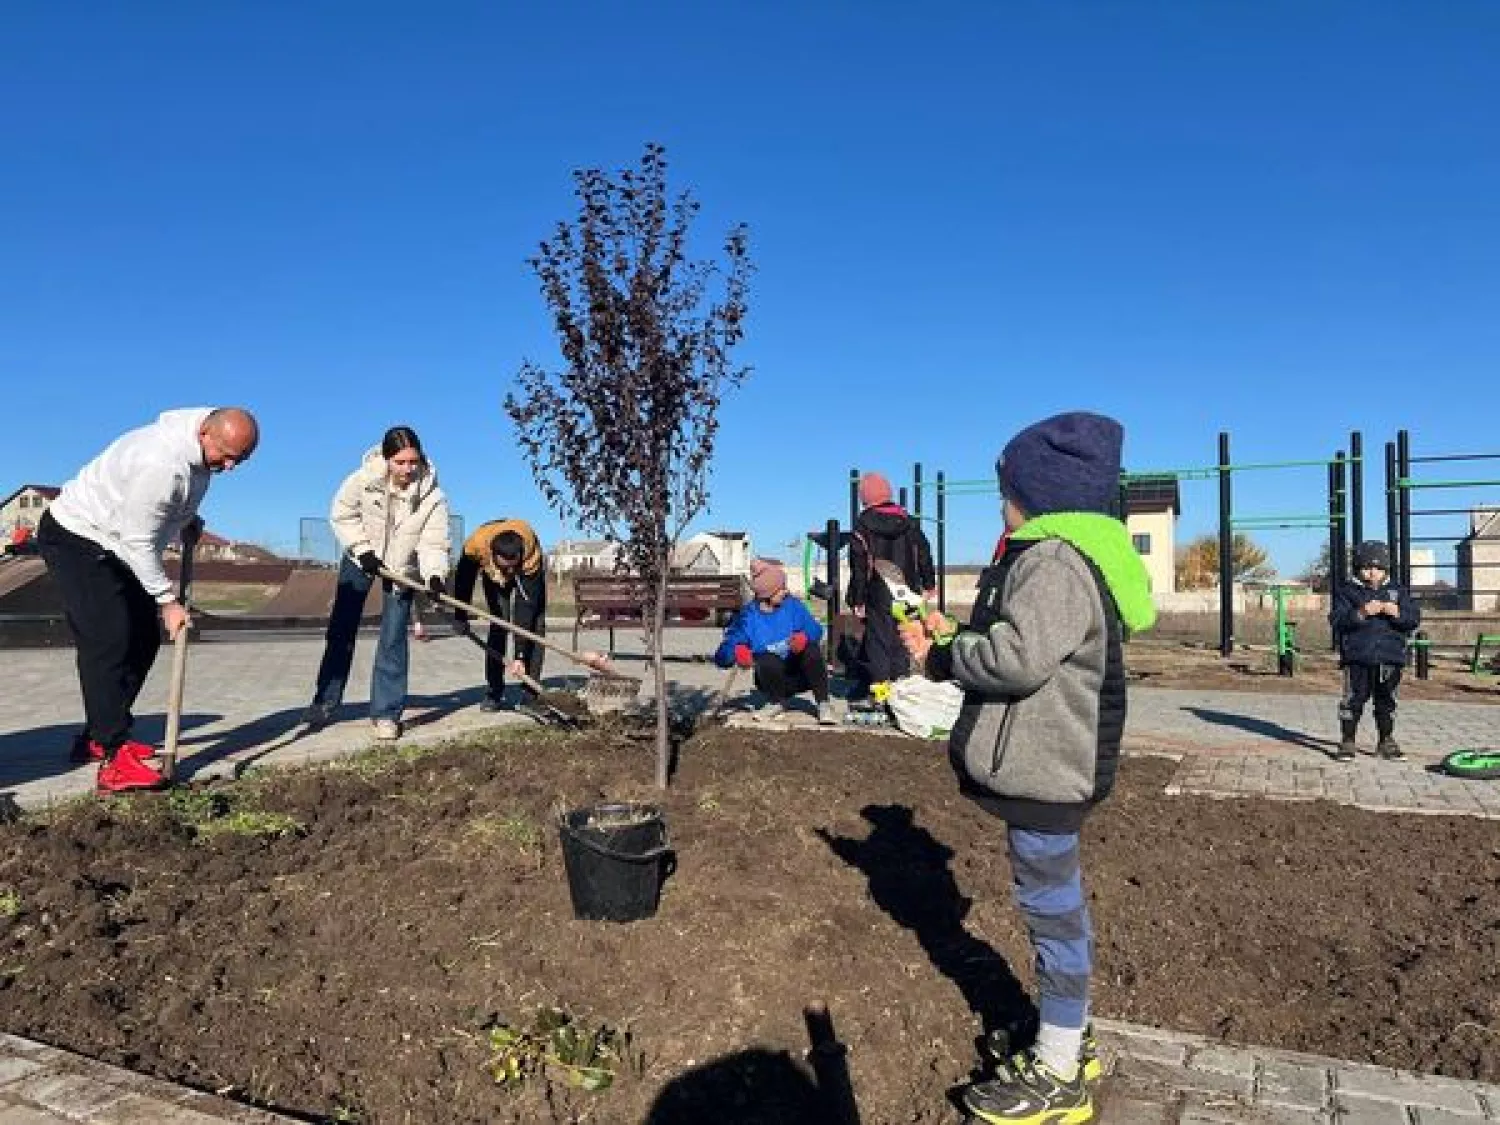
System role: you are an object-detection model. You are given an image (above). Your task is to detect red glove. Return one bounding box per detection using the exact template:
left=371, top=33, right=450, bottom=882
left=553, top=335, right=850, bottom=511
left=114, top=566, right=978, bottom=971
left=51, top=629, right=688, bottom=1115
left=734, top=644, right=753, bottom=668
left=788, top=631, right=808, bottom=654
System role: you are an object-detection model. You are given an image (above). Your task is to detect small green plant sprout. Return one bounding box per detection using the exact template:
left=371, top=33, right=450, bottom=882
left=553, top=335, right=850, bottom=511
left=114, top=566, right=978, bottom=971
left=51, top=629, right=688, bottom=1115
left=165, top=787, right=303, bottom=841
left=0, top=888, right=19, bottom=919
left=463, top=812, right=543, bottom=856
left=485, top=1007, right=632, bottom=1093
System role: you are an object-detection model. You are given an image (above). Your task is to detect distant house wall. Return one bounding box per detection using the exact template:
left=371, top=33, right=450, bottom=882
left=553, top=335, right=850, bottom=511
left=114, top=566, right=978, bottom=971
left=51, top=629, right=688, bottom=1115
left=1126, top=508, right=1177, bottom=595
left=0, top=486, right=58, bottom=537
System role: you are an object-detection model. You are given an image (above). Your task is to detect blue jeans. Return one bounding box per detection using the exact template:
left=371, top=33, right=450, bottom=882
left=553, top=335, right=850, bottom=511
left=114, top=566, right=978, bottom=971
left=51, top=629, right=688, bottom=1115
left=1009, top=827, right=1091, bottom=1031
left=312, top=555, right=413, bottom=721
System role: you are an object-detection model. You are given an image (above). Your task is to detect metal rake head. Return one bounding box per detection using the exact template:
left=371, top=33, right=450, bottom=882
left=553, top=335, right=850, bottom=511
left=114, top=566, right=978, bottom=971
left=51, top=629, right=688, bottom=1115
left=579, top=672, right=643, bottom=714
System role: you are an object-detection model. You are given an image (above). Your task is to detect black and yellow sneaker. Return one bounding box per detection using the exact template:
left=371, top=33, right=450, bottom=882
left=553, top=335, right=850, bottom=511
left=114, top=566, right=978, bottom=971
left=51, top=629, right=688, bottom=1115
left=985, top=1024, right=1102, bottom=1087
left=963, top=1052, right=1093, bottom=1124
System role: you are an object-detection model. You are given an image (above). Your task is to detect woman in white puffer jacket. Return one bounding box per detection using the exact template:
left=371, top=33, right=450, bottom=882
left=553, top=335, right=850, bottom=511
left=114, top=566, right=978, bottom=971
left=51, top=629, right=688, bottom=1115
left=304, top=426, right=451, bottom=739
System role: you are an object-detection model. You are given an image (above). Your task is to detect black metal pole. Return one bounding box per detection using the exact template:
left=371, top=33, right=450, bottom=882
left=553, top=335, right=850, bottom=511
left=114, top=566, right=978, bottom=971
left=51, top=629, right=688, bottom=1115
left=913, top=463, right=923, bottom=522
left=1414, top=631, right=1430, bottom=681
left=1334, top=451, right=1348, bottom=589
left=825, top=518, right=841, bottom=662
left=898, top=486, right=908, bottom=509
left=1219, top=431, right=1233, bottom=657
left=1397, top=430, right=1412, bottom=589
left=1385, top=441, right=1399, bottom=568
left=848, top=469, right=860, bottom=534
left=1349, top=431, right=1364, bottom=547
left=936, top=471, right=947, bottom=613
left=1328, top=458, right=1341, bottom=651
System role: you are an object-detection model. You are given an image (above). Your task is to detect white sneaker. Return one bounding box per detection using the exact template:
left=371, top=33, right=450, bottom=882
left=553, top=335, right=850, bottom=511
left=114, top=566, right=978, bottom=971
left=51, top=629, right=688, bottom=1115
left=371, top=718, right=401, bottom=741
left=817, top=701, right=838, bottom=726
left=754, top=703, right=785, bottom=723
left=302, top=702, right=335, bottom=729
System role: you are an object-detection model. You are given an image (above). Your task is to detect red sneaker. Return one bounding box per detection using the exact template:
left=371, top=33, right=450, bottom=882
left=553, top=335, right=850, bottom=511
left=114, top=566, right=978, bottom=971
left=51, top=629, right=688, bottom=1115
left=97, top=752, right=168, bottom=794
left=73, top=738, right=156, bottom=764
left=116, top=740, right=159, bottom=761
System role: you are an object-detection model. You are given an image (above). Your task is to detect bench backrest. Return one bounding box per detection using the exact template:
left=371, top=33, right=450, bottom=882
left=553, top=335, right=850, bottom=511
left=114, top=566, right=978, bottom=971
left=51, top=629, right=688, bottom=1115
left=573, top=573, right=747, bottom=613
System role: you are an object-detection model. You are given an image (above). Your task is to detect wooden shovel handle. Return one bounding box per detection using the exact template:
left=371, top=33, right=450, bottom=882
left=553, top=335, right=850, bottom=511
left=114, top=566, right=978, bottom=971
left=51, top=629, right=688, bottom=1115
left=378, top=567, right=616, bottom=675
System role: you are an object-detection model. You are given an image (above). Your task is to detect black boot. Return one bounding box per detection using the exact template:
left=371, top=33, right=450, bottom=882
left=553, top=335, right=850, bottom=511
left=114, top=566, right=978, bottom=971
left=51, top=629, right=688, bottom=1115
left=1375, top=718, right=1404, bottom=761
left=1334, top=720, right=1358, bottom=761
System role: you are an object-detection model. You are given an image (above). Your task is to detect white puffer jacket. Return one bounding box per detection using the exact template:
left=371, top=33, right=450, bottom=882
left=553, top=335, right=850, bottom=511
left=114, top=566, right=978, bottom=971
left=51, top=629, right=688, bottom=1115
left=329, top=447, right=451, bottom=582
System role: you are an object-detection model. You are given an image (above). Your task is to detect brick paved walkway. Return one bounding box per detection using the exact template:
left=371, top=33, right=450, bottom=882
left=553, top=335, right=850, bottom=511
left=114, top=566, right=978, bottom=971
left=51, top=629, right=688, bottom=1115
left=2, top=632, right=1497, bottom=1121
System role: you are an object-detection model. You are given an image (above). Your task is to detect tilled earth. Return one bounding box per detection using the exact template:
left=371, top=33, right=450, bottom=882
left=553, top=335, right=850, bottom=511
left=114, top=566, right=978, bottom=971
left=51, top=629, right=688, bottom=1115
left=0, top=721, right=1497, bottom=1124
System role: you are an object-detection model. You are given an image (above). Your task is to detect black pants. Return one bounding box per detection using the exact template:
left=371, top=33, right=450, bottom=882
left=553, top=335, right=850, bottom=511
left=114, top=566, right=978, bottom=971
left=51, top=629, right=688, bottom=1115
left=37, top=511, right=161, bottom=750
left=482, top=571, right=546, bottom=698
left=858, top=577, right=910, bottom=685
left=753, top=645, right=831, bottom=704
left=1339, top=663, right=1402, bottom=728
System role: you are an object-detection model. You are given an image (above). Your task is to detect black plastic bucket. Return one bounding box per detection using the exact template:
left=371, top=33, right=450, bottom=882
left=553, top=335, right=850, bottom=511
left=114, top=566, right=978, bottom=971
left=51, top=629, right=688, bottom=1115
left=558, top=803, right=673, bottom=922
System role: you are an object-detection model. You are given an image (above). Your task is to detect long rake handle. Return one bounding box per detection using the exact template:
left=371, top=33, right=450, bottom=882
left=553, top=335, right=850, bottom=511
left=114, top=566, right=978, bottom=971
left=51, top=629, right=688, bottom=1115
left=378, top=567, right=627, bottom=677
left=461, top=631, right=581, bottom=728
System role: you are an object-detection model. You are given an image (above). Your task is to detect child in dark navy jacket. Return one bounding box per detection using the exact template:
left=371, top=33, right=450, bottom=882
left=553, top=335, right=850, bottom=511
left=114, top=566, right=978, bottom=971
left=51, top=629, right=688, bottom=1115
left=715, top=559, right=838, bottom=724
left=1330, top=540, right=1420, bottom=761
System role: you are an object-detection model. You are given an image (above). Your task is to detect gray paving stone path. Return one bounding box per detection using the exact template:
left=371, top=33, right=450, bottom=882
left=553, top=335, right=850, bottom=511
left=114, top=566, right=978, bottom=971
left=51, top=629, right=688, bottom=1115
left=2, top=630, right=1497, bottom=1121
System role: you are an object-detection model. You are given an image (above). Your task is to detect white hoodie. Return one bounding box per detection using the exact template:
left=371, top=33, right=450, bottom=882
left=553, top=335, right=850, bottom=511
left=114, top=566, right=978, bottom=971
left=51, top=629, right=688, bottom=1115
left=48, top=408, right=213, bottom=604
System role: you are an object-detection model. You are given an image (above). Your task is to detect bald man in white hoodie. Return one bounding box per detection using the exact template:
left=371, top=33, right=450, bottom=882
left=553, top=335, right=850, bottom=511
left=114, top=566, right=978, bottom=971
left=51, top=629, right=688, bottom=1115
left=38, top=407, right=258, bottom=793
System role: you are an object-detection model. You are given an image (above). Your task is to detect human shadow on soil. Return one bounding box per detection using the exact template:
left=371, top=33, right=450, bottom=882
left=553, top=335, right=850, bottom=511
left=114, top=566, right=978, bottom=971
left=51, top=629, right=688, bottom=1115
left=1182, top=707, right=1338, bottom=755
left=642, top=1003, right=862, bottom=1125
left=0, top=714, right=221, bottom=790
left=816, top=804, right=1037, bottom=1049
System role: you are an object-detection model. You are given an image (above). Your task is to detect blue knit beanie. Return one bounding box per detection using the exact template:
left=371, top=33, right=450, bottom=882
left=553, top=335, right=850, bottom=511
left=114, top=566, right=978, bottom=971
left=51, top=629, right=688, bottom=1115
left=998, top=411, right=1123, bottom=517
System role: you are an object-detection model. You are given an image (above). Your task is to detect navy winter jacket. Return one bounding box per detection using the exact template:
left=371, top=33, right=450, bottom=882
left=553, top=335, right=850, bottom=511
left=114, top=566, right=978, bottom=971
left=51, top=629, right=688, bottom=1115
left=1330, top=578, right=1420, bottom=667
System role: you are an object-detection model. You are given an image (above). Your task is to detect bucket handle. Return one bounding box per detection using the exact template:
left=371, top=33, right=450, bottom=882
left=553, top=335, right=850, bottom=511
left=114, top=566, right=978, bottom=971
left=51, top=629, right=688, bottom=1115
left=563, top=826, right=673, bottom=866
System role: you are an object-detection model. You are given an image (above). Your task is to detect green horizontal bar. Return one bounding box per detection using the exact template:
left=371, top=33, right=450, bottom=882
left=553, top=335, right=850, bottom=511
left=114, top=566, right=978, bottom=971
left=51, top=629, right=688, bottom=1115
left=1398, top=477, right=1500, bottom=490
left=1234, top=513, right=1340, bottom=523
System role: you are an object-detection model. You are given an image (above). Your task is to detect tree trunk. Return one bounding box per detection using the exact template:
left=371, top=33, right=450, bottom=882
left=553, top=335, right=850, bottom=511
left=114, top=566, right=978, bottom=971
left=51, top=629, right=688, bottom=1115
left=652, top=565, right=670, bottom=789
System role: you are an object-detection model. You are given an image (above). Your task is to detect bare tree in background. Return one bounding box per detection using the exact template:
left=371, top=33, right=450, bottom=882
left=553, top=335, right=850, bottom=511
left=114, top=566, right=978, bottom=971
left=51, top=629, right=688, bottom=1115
left=505, top=143, right=752, bottom=787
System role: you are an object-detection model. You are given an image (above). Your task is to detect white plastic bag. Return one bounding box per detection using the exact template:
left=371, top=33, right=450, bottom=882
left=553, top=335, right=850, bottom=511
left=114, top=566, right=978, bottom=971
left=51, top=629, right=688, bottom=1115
left=885, top=675, right=964, bottom=740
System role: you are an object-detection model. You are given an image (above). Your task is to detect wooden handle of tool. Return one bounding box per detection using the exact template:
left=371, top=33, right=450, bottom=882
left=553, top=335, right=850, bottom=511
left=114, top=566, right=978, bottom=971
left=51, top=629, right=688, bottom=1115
left=161, top=534, right=197, bottom=781
left=710, top=666, right=740, bottom=719
left=460, top=629, right=547, bottom=695
left=380, top=567, right=607, bottom=672
left=161, top=630, right=188, bottom=780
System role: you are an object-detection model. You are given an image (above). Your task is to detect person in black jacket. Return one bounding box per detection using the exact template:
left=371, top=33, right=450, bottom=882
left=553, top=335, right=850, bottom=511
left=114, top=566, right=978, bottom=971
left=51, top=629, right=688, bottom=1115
left=846, top=471, right=936, bottom=694
left=1330, top=540, right=1420, bottom=761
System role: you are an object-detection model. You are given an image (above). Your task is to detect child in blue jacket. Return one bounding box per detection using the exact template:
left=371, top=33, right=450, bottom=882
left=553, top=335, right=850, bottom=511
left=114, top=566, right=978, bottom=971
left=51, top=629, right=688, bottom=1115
left=715, top=559, right=838, bottom=724
left=1330, top=540, right=1420, bottom=760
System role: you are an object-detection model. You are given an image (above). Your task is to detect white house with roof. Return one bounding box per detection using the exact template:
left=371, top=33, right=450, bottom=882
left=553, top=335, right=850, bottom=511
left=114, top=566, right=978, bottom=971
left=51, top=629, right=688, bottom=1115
left=1, top=484, right=60, bottom=540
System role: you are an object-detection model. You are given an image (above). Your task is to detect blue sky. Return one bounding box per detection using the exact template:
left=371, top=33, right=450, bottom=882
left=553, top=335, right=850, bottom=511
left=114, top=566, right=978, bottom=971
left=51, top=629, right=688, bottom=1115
left=4, top=2, right=1498, bottom=576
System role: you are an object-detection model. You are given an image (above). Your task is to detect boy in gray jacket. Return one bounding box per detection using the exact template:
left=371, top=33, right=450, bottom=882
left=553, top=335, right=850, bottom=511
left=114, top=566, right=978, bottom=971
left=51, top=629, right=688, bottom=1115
left=902, top=412, right=1154, bottom=1124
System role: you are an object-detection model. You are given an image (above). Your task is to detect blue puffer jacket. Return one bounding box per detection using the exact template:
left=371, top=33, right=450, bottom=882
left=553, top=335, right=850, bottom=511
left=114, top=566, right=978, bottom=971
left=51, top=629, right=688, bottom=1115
left=714, top=597, right=824, bottom=666
left=1330, top=577, right=1420, bottom=666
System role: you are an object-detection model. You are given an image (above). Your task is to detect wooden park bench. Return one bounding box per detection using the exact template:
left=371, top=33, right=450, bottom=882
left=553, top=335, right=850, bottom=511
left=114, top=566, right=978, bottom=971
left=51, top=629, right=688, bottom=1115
left=572, top=573, right=748, bottom=653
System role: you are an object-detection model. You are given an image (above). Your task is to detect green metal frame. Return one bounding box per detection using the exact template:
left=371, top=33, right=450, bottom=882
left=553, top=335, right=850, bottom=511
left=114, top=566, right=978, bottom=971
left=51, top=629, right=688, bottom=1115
left=1269, top=585, right=1300, bottom=675
left=1470, top=633, right=1500, bottom=677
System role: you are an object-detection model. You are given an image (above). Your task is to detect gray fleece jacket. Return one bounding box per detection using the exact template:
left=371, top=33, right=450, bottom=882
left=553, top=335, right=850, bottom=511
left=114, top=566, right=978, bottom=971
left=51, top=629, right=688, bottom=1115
left=927, top=520, right=1151, bottom=832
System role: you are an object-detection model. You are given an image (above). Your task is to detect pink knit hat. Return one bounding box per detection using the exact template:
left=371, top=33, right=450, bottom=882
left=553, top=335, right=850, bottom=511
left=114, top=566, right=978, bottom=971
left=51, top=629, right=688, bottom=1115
left=749, top=558, right=787, bottom=600
left=858, top=471, right=893, bottom=507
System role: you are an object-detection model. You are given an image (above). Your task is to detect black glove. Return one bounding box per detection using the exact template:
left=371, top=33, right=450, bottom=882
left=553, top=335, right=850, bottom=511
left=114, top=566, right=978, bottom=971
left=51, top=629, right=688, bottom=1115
left=428, top=575, right=446, bottom=600
left=357, top=551, right=383, bottom=578
left=452, top=614, right=470, bottom=637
